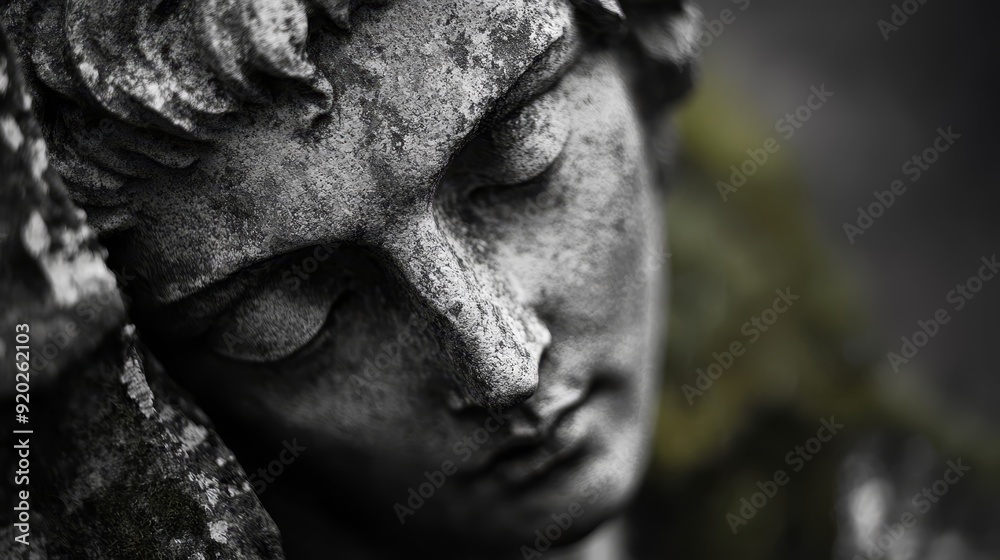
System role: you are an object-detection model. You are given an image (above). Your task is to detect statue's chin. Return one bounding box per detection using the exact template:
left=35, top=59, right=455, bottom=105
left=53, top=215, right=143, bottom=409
left=372, top=368, right=658, bottom=551
left=399, top=435, right=644, bottom=551
left=399, top=486, right=628, bottom=553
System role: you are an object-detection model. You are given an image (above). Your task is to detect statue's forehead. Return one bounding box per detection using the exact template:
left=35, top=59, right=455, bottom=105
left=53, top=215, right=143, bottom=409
left=291, top=0, right=577, bottom=201
left=132, top=0, right=578, bottom=304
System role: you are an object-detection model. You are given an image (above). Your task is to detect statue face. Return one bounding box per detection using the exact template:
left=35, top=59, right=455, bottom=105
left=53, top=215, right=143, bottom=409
left=114, top=0, right=666, bottom=550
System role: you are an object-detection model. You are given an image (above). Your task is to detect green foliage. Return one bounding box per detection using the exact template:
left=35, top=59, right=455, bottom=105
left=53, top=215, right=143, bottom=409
left=639, top=69, right=1000, bottom=559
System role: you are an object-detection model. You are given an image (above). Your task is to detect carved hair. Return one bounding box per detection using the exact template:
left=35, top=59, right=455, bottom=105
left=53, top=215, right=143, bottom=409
left=1, top=0, right=396, bottom=230
left=2, top=0, right=697, bottom=231
left=17, top=0, right=386, bottom=133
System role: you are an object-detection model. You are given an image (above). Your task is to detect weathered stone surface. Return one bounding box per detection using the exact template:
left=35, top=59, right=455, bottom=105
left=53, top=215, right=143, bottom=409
left=32, top=330, right=286, bottom=559
left=0, top=18, right=121, bottom=393
left=0, top=24, right=284, bottom=559
left=0, top=0, right=701, bottom=557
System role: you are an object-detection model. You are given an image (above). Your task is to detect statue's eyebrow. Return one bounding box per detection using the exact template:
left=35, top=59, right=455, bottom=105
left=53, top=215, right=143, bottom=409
left=484, top=21, right=584, bottom=129
left=145, top=20, right=585, bottom=313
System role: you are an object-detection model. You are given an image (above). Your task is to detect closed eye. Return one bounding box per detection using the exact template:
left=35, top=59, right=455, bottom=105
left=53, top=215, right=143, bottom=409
left=205, top=256, right=356, bottom=363
left=441, top=83, right=571, bottom=222
left=208, top=285, right=339, bottom=363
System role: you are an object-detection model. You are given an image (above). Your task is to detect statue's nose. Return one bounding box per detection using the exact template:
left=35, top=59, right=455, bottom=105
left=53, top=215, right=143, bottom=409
left=381, top=214, right=550, bottom=410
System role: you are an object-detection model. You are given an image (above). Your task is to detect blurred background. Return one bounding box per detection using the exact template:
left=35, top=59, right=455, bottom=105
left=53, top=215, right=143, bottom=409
left=3, top=1, right=996, bottom=557
left=630, top=0, right=1000, bottom=558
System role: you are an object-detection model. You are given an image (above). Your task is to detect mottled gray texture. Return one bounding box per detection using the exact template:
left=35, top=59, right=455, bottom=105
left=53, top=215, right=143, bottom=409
left=1, top=0, right=698, bottom=557
left=0, top=25, right=283, bottom=559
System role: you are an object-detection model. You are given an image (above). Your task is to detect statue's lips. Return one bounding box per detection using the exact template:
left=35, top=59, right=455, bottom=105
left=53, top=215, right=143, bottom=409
left=466, top=383, right=597, bottom=486
left=492, top=428, right=589, bottom=487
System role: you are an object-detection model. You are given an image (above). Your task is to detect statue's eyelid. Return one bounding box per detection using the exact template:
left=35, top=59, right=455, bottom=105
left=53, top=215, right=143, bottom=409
left=474, top=90, right=571, bottom=186
left=206, top=270, right=353, bottom=363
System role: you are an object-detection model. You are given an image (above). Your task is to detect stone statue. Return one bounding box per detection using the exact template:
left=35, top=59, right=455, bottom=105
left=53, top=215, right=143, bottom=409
left=0, top=0, right=698, bottom=557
